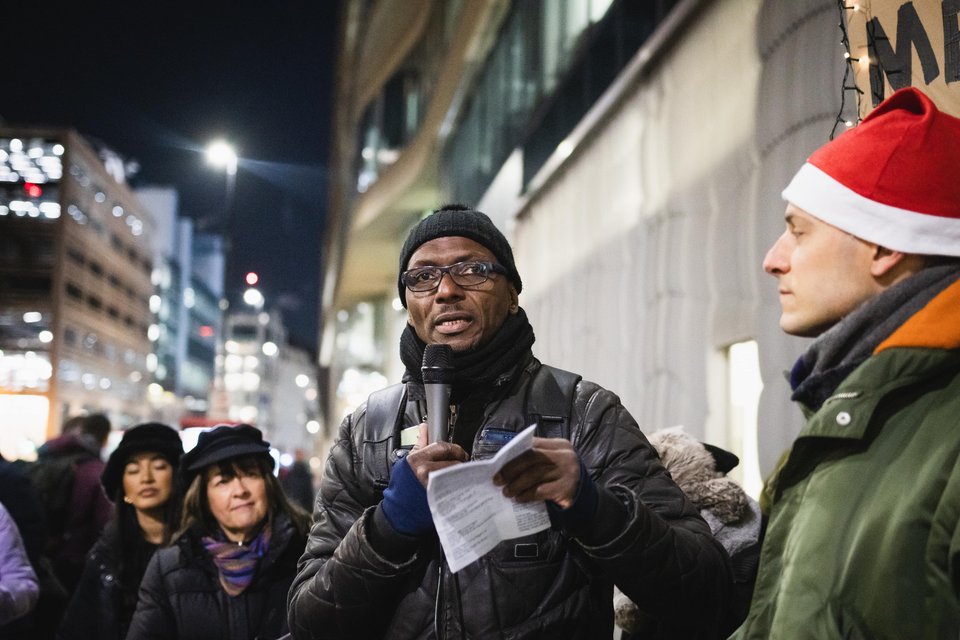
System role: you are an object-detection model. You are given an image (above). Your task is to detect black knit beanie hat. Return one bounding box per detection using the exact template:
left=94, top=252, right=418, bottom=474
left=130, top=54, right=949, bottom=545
left=101, top=422, right=184, bottom=500
left=397, top=204, right=522, bottom=307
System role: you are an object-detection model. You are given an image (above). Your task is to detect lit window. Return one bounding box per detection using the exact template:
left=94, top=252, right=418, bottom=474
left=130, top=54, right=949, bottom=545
left=725, top=341, right=764, bottom=498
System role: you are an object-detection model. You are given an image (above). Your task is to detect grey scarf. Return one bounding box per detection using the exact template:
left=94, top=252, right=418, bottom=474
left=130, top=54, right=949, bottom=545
left=790, top=263, right=960, bottom=410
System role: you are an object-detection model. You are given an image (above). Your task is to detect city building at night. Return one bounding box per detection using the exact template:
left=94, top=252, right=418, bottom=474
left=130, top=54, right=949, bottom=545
left=138, top=186, right=224, bottom=424
left=210, top=308, right=323, bottom=461
left=0, top=128, right=154, bottom=457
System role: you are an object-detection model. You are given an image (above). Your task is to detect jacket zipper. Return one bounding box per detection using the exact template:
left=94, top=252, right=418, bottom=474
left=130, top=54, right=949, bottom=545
left=434, top=400, right=456, bottom=639
left=446, top=405, right=458, bottom=442
left=824, top=391, right=861, bottom=404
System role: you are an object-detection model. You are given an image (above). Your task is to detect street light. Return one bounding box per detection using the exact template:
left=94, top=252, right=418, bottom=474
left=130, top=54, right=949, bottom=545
left=206, top=139, right=239, bottom=312
left=205, top=139, right=238, bottom=214
left=206, top=140, right=237, bottom=175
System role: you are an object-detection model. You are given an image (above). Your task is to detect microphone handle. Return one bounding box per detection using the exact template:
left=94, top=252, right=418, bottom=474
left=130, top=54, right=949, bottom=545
left=424, top=382, right=451, bottom=444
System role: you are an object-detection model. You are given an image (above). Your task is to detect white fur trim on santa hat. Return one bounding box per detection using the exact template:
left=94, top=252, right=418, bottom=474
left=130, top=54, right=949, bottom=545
left=782, top=163, right=960, bottom=257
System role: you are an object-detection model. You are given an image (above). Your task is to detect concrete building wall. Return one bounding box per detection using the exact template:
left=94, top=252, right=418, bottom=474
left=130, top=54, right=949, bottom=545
left=509, top=0, right=847, bottom=474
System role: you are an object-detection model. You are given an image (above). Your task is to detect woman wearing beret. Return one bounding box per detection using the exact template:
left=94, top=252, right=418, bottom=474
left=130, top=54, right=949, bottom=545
left=126, top=424, right=310, bottom=640
left=59, top=422, right=184, bottom=640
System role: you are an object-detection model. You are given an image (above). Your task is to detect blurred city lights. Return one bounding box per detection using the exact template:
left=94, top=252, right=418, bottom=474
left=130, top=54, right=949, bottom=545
left=243, top=287, right=264, bottom=307
left=245, top=272, right=259, bottom=285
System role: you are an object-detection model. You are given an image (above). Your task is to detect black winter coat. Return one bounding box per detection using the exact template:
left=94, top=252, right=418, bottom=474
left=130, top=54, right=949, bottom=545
left=58, top=523, right=148, bottom=640
left=126, top=514, right=305, bottom=640
left=288, top=355, right=735, bottom=639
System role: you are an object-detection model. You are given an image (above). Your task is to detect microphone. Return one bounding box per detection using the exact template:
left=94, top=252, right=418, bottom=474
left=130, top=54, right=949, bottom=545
left=422, top=344, right=454, bottom=444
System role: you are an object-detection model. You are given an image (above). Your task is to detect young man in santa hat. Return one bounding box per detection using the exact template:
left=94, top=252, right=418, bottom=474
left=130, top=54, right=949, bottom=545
left=733, top=86, right=960, bottom=638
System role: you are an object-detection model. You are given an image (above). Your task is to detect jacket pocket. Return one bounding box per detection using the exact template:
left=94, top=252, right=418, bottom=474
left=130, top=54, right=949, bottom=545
left=472, top=427, right=519, bottom=460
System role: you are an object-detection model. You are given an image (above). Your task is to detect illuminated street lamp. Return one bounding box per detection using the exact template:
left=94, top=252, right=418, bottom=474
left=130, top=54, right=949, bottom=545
left=206, top=140, right=237, bottom=176
left=206, top=139, right=239, bottom=308
left=205, top=139, right=238, bottom=214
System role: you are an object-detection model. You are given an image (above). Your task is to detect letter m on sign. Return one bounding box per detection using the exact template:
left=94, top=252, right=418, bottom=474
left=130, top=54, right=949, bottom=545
left=868, top=2, right=940, bottom=104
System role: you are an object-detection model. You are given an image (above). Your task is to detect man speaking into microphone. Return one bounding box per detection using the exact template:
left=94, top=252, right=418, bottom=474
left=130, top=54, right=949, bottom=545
left=289, top=205, right=734, bottom=639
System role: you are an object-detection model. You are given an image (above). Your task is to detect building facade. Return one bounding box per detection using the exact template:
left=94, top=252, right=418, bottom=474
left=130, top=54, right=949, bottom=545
left=211, top=309, right=324, bottom=460
left=319, top=0, right=892, bottom=493
left=138, top=185, right=224, bottom=423
left=0, top=128, right=155, bottom=457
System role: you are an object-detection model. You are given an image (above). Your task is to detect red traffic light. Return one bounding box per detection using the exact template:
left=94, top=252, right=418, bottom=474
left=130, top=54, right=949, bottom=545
left=245, top=272, right=259, bottom=285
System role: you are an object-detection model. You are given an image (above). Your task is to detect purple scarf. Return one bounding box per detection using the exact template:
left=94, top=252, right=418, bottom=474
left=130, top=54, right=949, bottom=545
left=201, top=525, right=271, bottom=597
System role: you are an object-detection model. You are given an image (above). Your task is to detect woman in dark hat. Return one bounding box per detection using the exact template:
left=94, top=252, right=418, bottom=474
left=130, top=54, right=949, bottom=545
left=126, top=424, right=310, bottom=640
left=58, top=422, right=184, bottom=640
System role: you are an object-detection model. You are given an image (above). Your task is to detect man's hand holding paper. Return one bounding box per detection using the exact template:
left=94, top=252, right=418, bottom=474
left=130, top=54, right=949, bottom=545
left=425, top=425, right=571, bottom=573
left=493, top=435, right=582, bottom=509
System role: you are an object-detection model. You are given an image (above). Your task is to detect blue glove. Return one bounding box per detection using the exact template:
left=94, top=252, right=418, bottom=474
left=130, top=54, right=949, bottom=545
left=381, top=456, right=434, bottom=536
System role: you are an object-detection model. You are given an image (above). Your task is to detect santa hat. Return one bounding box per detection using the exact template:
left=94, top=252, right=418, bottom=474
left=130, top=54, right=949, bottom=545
left=782, top=87, right=960, bottom=257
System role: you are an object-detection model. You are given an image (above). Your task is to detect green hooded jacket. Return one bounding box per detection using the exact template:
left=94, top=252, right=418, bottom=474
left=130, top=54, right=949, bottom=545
left=734, top=278, right=960, bottom=639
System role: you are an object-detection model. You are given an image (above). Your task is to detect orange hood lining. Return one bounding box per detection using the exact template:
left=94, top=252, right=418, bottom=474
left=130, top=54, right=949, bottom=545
left=875, top=277, right=960, bottom=355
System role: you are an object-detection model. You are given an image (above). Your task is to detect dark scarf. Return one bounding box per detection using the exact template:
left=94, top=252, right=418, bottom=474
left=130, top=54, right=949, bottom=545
left=399, top=308, right=536, bottom=403
left=790, top=264, right=960, bottom=410
left=201, top=524, right=271, bottom=597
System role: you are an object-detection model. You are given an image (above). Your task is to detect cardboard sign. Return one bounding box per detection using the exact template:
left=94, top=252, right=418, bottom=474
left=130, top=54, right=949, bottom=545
left=846, top=0, right=960, bottom=118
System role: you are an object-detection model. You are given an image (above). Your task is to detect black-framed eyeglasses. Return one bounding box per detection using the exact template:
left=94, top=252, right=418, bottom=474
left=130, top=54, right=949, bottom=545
left=400, top=261, right=507, bottom=292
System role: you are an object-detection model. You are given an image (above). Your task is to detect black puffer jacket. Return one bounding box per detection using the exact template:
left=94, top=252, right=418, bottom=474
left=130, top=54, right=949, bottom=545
left=58, top=523, right=146, bottom=640
left=288, top=355, right=734, bottom=639
left=126, top=514, right=305, bottom=640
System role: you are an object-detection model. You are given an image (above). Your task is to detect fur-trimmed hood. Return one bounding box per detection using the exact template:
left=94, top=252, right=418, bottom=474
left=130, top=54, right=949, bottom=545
left=647, top=426, right=749, bottom=525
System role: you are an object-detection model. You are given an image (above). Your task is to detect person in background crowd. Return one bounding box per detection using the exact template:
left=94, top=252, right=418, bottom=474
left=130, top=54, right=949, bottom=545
left=279, top=449, right=315, bottom=511
left=734, top=87, right=960, bottom=638
left=32, top=413, right=113, bottom=595
left=0, top=502, right=39, bottom=627
left=616, top=427, right=761, bottom=638
left=288, top=205, right=735, bottom=639
left=127, top=424, right=310, bottom=640
left=59, top=423, right=184, bottom=640
left=0, top=453, right=47, bottom=640
left=0, top=453, right=46, bottom=564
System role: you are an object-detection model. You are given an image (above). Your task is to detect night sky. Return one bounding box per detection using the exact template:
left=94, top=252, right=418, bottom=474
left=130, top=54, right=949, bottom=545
left=2, top=3, right=339, bottom=351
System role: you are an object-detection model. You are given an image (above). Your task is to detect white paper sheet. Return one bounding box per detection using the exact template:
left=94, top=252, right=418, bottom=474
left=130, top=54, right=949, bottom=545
left=426, top=424, right=551, bottom=573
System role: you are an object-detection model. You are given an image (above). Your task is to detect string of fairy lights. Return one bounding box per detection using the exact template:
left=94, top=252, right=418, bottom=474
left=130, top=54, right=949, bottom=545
left=832, top=1, right=866, bottom=138
left=832, top=1, right=893, bottom=138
